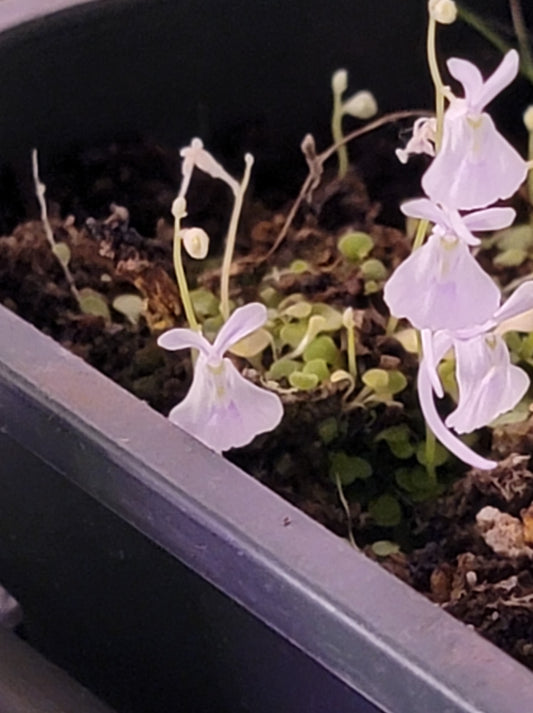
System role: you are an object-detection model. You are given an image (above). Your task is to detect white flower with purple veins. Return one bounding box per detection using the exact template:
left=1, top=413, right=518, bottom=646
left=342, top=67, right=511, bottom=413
left=422, top=50, right=528, bottom=210
left=383, top=197, right=515, bottom=330
left=419, top=282, right=533, bottom=470
left=158, top=303, right=283, bottom=453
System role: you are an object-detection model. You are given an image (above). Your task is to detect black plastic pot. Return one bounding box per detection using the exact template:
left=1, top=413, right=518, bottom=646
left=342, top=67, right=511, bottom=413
left=1, top=2, right=533, bottom=712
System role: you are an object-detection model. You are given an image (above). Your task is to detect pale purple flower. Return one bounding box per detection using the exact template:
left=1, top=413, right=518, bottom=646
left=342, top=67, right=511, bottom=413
left=418, top=282, right=533, bottom=470
left=383, top=199, right=514, bottom=330
left=422, top=50, right=528, bottom=209
left=158, top=303, right=283, bottom=453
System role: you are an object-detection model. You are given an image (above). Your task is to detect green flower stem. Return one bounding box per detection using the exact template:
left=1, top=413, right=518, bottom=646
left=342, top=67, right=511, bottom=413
left=220, top=154, right=254, bottom=321
left=457, top=3, right=533, bottom=84
left=347, top=325, right=357, bottom=380
left=529, top=129, right=533, bottom=230
left=509, top=0, right=533, bottom=73
left=386, top=315, right=399, bottom=337
left=331, top=90, right=348, bottom=178
left=427, top=15, right=446, bottom=150
left=173, top=217, right=199, bottom=331
left=412, top=218, right=429, bottom=251
left=343, top=308, right=358, bottom=380
left=424, top=423, right=438, bottom=484
left=32, top=149, right=82, bottom=309
left=335, top=472, right=358, bottom=549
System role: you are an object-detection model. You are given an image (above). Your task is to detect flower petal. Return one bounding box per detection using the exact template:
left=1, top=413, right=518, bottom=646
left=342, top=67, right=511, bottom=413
left=462, top=207, right=516, bottom=233
left=168, top=355, right=283, bottom=452
left=401, top=197, right=445, bottom=224
left=471, top=50, right=519, bottom=113
left=445, top=335, right=529, bottom=432
left=157, top=327, right=211, bottom=356
left=422, top=112, right=527, bottom=210
left=418, top=357, right=497, bottom=470
left=447, top=57, right=484, bottom=104
left=493, top=281, right=533, bottom=325
left=213, top=302, right=268, bottom=356
left=421, top=329, right=449, bottom=398
left=384, top=234, right=500, bottom=331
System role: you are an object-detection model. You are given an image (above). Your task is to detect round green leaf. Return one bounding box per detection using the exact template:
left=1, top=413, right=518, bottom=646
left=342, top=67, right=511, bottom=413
left=371, top=540, right=401, bottom=557
left=329, top=452, right=373, bottom=486
left=368, top=494, right=402, bottom=527
left=360, top=258, right=387, bottom=281
left=338, top=231, right=374, bottom=262
left=288, top=371, right=319, bottom=391
left=267, top=358, right=301, bottom=381
left=303, top=335, right=339, bottom=364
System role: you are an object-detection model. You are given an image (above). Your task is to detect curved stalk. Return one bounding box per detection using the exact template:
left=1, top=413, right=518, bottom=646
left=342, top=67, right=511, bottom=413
left=220, top=154, right=254, bottom=321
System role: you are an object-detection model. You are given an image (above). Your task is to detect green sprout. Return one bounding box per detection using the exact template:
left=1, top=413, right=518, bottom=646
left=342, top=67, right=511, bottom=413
left=330, top=69, right=378, bottom=178
left=32, top=148, right=111, bottom=320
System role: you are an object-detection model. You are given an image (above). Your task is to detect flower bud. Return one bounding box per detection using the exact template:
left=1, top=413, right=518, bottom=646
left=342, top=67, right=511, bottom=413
left=342, top=90, right=378, bottom=119
left=181, top=227, right=209, bottom=259
left=428, top=0, right=457, bottom=24
left=171, top=196, right=187, bottom=221
left=331, top=69, right=348, bottom=95
left=523, top=105, right=533, bottom=132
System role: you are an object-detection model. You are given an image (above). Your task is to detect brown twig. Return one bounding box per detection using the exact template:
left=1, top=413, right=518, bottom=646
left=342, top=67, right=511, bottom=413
left=265, top=109, right=432, bottom=260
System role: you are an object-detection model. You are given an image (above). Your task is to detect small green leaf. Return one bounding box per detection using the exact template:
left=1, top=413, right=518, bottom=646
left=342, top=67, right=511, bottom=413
left=362, top=368, right=389, bottom=393
left=259, top=286, right=281, bottom=308
left=78, top=288, right=111, bottom=322
left=282, top=301, right=313, bottom=320
left=375, top=424, right=415, bottom=459
left=490, top=398, right=531, bottom=427
left=190, top=288, right=220, bottom=318
left=267, top=358, right=301, bottom=381
left=230, top=328, right=272, bottom=358
left=288, top=371, right=319, bottom=391
left=329, top=452, right=373, bottom=485
left=289, top=259, right=311, bottom=274
left=52, top=242, right=71, bottom=267
left=368, top=494, right=402, bottom=527
left=371, top=540, right=401, bottom=557
left=303, top=335, right=339, bottom=364
left=338, top=231, right=374, bottom=262
left=387, top=370, right=408, bottom=395
left=112, top=294, right=145, bottom=326
left=360, top=258, right=387, bottom=281
left=364, top=279, right=380, bottom=295
left=493, top=224, right=533, bottom=252
left=437, top=358, right=458, bottom=400
left=317, top=417, right=338, bottom=444
left=280, top=321, right=308, bottom=348
left=302, top=358, right=330, bottom=383
left=311, top=303, right=343, bottom=331
left=494, top=248, right=528, bottom=267
left=416, top=441, right=449, bottom=467
left=202, top=314, right=224, bottom=341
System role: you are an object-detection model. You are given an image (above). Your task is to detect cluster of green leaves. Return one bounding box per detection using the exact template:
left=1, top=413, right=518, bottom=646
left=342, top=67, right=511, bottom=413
left=483, top=224, right=533, bottom=268
left=337, top=230, right=388, bottom=294
left=325, top=418, right=449, bottom=541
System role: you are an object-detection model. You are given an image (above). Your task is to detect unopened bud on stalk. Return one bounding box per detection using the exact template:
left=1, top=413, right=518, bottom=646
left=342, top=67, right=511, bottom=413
left=171, top=196, right=187, bottom=221
left=181, top=227, right=210, bottom=260
left=428, top=0, right=457, bottom=24
left=331, top=69, right=348, bottom=95
left=342, top=90, right=378, bottom=120
left=523, top=105, right=533, bottom=132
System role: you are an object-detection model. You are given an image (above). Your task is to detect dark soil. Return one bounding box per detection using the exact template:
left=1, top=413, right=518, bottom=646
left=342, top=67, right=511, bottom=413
left=2, top=135, right=533, bottom=671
